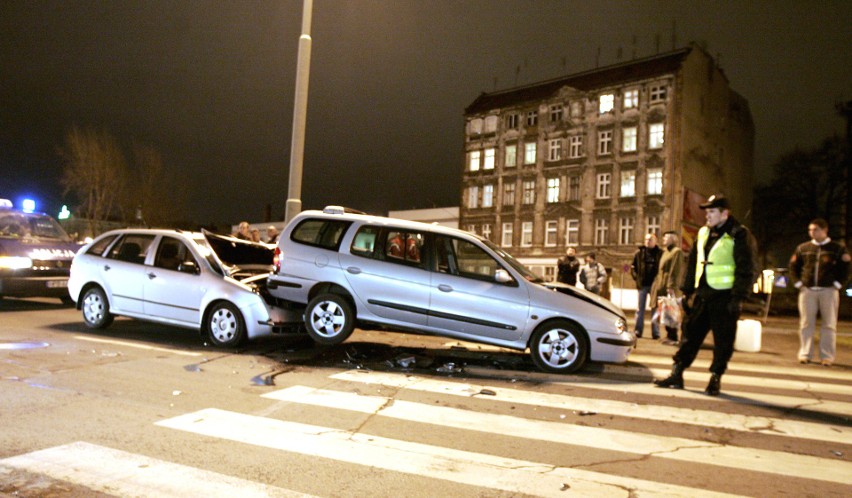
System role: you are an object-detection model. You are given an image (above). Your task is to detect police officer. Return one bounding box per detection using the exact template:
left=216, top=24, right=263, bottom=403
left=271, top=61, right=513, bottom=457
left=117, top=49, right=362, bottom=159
left=654, top=194, right=755, bottom=396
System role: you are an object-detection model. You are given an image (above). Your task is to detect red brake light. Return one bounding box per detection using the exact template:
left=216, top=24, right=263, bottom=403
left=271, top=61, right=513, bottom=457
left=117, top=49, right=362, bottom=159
left=273, top=247, right=281, bottom=274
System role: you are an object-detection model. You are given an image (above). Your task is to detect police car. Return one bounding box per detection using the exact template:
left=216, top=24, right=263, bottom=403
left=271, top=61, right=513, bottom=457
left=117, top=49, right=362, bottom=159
left=0, top=199, right=80, bottom=303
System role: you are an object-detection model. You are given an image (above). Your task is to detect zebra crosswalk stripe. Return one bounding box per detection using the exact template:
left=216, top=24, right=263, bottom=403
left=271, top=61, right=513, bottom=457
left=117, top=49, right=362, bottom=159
left=329, top=370, right=850, bottom=443
left=261, top=384, right=852, bottom=485
left=156, top=408, right=744, bottom=498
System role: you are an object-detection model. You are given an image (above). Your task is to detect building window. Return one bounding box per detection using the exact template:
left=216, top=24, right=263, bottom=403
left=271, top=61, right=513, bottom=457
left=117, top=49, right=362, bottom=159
left=568, top=175, right=581, bottom=201
left=501, top=222, right=513, bottom=247
left=483, top=148, right=495, bottom=170
left=598, top=130, right=612, bottom=155
left=546, top=177, right=560, bottom=203
left=522, top=180, right=536, bottom=205
left=469, top=150, right=480, bottom=171
left=623, top=89, right=639, bottom=109
left=596, top=173, right=611, bottom=199
left=548, top=139, right=562, bottom=161
left=569, top=135, right=583, bottom=158
left=647, top=168, right=663, bottom=195
left=545, top=220, right=558, bottom=247
left=481, top=224, right=492, bottom=241
left=466, top=224, right=477, bottom=235
left=506, top=113, right=519, bottom=129
left=524, top=142, right=537, bottom=164
left=620, top=170, right=636, bottom=197
left=649, top=123, right=665, bottom=149
left=646, top=215, right=660, bottom=238
left=622, top=126, right=637, bottom=152
left=482, top=184, right=494, bottom=208
left=505, top=144, right=517, bottom=168
left=570, top=101, right=583, bottom=117
left=595, top=218, right=609, bottom=245
left=467, top=186, right=479, bottom=208
left=650, top=84, right=667, bottom=103
left=526, top=110, right=538, bottom=127
left=468, top=118, right=483, bottom=135
left=544, top=266, right=556, bottom=282
left=619, top=217, right=634, bottom=245
left=484, top=115, right=498, bottom=133
left=521, top=221, right=533, bottom=247
left=503, top=182, right=516, bottom=205
left=599, top=93, right=614, bottom=114
left=549, top=104, right=563, bottom=122
left=566, top=219, right=579, bottom=246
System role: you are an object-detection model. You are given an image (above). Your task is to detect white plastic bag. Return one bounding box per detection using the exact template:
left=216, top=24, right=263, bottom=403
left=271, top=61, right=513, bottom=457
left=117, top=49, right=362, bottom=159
left=656, top=295, right=681, bottom=328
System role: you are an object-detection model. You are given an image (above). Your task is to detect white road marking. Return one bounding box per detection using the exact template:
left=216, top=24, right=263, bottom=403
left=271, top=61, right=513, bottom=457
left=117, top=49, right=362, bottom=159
left=157, top=408, right=745, bottom=498
left=329, top=370, right=850, bottom=443
left=0, top=441, right=312, bottom=497
left=627, top=353, right=852, bottom=382
left=74, top=335, right=203, bottom=356
left=263, top=385, right=852, bottom=485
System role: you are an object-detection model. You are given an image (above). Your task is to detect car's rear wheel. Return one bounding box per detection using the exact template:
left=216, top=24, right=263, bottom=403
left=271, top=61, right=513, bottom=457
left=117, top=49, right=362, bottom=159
left=304, top=293, right=355, bottom=345
left=206, top=301, right=246, bottom=347
left=81, top=286, right=114, bottom=329
left=529, top=320, right=588, bottom=373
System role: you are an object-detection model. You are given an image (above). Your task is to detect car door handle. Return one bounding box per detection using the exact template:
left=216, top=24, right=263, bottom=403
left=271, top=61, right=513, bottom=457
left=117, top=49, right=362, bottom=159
left=103, top=264, right=111, bottom=271
left=147, top=272, right=157, bottom=280
left=438, top=284, right=453, bottom=293
left=346, top=267, right=362, bottom=274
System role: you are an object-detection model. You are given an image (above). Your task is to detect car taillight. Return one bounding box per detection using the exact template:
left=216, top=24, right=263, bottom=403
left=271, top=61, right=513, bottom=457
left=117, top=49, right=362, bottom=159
left=273, top=247, right=281, bottom=274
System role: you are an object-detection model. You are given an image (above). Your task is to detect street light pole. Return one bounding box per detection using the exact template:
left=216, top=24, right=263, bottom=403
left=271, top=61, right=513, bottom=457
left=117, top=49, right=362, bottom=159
left=285, top=0, right=313, bottom=224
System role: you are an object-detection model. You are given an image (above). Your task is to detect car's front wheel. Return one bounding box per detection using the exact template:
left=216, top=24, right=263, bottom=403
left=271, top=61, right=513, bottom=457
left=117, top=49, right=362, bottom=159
left=529, top=320, right=588, bottom=373
left=206, top=301, right=246, bottom=347
left=81, top=286, right=114, bottom=329
left=304, top=293, right=355, bottom=345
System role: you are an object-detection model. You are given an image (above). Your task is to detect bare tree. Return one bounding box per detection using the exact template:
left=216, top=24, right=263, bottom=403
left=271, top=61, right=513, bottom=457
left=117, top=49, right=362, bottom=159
left=60, top=126, right=130, bottom=235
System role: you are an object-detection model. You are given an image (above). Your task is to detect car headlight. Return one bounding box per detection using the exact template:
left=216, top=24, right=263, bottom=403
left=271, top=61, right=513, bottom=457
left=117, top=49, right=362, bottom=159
left=0, top=256, right=33, bottom=270
left=615, top=317, right=626, bottom=333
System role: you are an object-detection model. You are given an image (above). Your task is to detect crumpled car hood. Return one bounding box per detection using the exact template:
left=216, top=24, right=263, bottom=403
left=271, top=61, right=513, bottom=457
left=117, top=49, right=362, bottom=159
left=202, top=230, right=273, bottom=270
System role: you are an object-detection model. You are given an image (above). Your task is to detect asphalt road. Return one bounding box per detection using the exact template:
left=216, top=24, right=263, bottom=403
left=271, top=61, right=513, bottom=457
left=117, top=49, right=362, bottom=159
left=1, top=298, right=850, bottom=497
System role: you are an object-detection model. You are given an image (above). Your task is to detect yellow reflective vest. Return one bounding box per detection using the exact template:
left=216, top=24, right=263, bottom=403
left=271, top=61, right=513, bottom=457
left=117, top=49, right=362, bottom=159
left=694, top=226, right=736, bottom=290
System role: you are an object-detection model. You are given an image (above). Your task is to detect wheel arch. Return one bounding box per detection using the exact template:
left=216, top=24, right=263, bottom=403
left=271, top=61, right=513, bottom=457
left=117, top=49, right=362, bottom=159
left=77, top=282, right=107, bottom=311
left=307, top=283, right=357, bottom=313
left=527, top=316, right=589, bottom=350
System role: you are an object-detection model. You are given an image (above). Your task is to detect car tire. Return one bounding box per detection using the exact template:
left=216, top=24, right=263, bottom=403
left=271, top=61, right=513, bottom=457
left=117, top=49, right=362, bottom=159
left=206, top=301, right=246, bottom=348
left=81, top=286, right=114, bottom=329
left=304, top=293, right=355, bottom=345
left=529, top=320, right=588, bottom=373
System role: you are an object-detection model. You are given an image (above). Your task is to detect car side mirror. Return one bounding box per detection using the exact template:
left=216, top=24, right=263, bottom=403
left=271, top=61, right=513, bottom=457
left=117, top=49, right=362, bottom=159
left=494, top=269, right=513, bottom=284
left=178, top=261, right=200, bottom=275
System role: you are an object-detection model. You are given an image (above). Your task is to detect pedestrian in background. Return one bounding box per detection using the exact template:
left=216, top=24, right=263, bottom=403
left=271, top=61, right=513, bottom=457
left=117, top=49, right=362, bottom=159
left=651, top=231, right=685, bottom=345
left=789, top=218, right=850, bottom=367
left=557, top=247, right=581, bottom=285
left=578, top=253, right=607, bottom=295
left=631, top=233, right=662, bottom=338
left=266, top=225, right=280, bottom=244
left=654, top=194, right=755, bottom=396
left=234, top=221, right=251, bottom=240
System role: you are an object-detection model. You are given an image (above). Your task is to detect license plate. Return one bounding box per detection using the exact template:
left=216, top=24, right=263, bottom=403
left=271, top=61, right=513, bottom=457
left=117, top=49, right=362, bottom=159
left=46, top=279, right=68, bottom=288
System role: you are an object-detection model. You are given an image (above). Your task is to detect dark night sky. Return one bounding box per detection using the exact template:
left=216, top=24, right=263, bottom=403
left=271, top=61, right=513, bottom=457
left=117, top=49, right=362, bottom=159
left=1, top=1, right=850, bottom=225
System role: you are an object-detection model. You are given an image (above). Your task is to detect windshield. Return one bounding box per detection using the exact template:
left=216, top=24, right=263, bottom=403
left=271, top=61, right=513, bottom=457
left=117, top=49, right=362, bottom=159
left=0, top=211, right=72, bottom=242
left=481, top=238, right=545, bottom=283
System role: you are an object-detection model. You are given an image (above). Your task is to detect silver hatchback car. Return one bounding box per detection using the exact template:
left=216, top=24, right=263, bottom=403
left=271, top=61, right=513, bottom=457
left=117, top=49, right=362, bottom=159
left=267, top=207, right=633, bottom=373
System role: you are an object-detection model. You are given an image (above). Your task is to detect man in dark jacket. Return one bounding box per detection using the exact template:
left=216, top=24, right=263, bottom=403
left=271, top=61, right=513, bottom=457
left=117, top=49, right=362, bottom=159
left=557, top=247, right=581, bottom=285
left=789, top=218, right=850, bottom=366
left=631, top=233, right=662, bottom=338
left=654, top=194, right=756, bottom=395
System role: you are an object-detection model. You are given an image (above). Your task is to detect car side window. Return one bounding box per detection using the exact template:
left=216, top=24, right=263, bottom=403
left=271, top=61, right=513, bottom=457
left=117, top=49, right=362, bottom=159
left=439, top=236, right=513, bottom=284
left=350, top=226, right=379, bottom=258
left=107, top=234, right=155, bottom=264
left=384, top=230, right=425, bottom=266
left=291, top=219, right=351, bottom=251
left=86, top=234, right=118, bottom=256
left=155, top=237, right=196, bottom=272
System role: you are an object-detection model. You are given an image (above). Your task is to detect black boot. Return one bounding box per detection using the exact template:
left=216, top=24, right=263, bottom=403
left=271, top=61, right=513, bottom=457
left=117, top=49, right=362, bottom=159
left=705, top=373, right=721, bottom=396
left=654, top=363, right=684, bottom=389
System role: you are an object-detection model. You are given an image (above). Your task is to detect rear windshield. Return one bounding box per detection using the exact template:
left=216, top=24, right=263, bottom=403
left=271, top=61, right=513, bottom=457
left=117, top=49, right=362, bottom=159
left=0, top=211, right=72, bottom=242
left=290, top=219, right=351, bottom=251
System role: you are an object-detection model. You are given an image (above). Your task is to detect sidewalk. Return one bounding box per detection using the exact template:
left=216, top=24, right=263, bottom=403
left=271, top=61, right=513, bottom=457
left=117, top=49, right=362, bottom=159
left=630, top=313, right=851, bottom=370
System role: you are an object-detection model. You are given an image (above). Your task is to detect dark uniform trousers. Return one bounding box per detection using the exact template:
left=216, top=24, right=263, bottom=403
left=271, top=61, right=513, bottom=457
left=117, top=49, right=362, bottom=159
left=673, top=290, right=739, bottom=376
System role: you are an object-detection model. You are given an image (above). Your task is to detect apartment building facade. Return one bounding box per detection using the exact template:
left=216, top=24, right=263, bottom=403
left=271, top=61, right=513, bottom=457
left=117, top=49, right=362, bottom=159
left=460, top=45, right=754, bottom=284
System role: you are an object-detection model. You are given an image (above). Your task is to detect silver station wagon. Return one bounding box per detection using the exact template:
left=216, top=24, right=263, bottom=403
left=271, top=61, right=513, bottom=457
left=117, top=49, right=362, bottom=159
left=268, top=207, right=634, bottom=373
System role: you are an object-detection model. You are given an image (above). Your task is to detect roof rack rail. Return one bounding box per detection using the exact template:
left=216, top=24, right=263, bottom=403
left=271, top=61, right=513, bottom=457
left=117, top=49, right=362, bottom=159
left=323, top=205, right=366, bottom=215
